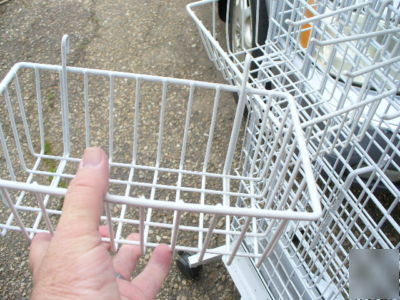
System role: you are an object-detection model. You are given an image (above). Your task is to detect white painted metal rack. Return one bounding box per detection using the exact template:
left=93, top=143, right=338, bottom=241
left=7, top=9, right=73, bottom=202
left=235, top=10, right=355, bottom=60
left=0, top=35, right=320, bottom=268
left=188, top=0, right=399, bottom=299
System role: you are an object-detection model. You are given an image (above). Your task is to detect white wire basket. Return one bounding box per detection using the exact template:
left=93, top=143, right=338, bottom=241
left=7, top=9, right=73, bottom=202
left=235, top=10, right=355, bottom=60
left=0, top=36, right=320, bottom=262
left=188, top=0, right=400, bottom=156
left=188, top=0, right=399, bottom=298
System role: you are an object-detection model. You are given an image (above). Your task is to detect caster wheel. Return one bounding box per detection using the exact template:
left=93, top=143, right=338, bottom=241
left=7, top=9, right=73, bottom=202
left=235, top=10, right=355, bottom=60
left=176, top=251, right=202, bottom=280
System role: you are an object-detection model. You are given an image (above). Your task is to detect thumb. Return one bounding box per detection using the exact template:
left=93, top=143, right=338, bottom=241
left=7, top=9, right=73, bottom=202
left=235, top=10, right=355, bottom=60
left=56, top=147, right=109, bottom=238
left=29, top=233, right=52, bottom=276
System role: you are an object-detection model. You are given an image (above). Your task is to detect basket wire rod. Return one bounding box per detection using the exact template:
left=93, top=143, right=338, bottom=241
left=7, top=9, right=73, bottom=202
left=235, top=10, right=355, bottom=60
left=0, top=123, right=15, bottom=181
left=221, top=54, right=252, bottom=252
left=256, top=220, right=290, bottom=268
left=248, top=97, right=273, bottom=177
left=139, top=207, right=145, bottom=255
left=19, top=167, right=262, bottom=198
left=115, top=79, right=143, bottom=250
left=197, top=25, right=215, bottom=64
left=60, top=34, right=70, bottom=155
left=34, top=67, right=45, bottom=153
left=104, top=202, right=116, bottom=252
left=3, top=87, right=28, bottom=171
left=257, top=179, right=307, bottom=266
left=264, top=0, right=276, bottom=43
left=256, top=108, right=290, bottom=181
left=300, top=86, right=397, bottom=129
left=371, top=0, right=394, bottom=18
left=83, top=72, right=91, bottom=147
left=252, top=215, right=258, bottom=259
left=346, top=55, right=400, bottom=78
left=0, top=220, right=264, bottom=258
left=265, top=137, right=297, bottom=209
left=327, top=111, right=350, bottom=157
left=226, top=0, right=231, bottom=52
left=286, top=1, right=372, bottom=27
left=309, top=166, right=376, bottom=250
left=222, top=54, right=252, bottom=176
left=187, top=1, right=245, bottom=81
left=33, top=182, right=54, bottom=235
left=312, top=28, right=400, bottom=46
left=144, top=81, right=169, bottom=250
left=255, top=0, right=261, bottom=46
left=226, top=216, right=251, bottom=266
left=198, top=210, right=221, bottom=263
left=170, top=209, right=182, bottom=254
left=108, top=75, right=115, bottom=161
left=243, top=112, right=263, bottom=257
left=1, top=155, right=41, bottom=236
left=198, top=86, right=221, bottom=248
left=0, top=179, right=322, bottom=220
left=14, top=74, right=35, bottom=155
left=30, top=158, right=67, bottom=239
left=172, top=84, right=195, bottom=250
left=283, top=2, right=295, bottom=56
left=345, top=74, right=376, bottom=144
left=0, top=188, right=30, bottom=241
left=261, top=120, right=293, bottom=203
left=176, top=83, right=194, bottom=200
left=104, top=237, right=258, bottom=258
left=6, top=84, right=53, bottom=237
left=6, top=202, right=268, bottom=237
left=212, top=0, right=216, bottom=38
left=277, top=159, right=302, bottom=212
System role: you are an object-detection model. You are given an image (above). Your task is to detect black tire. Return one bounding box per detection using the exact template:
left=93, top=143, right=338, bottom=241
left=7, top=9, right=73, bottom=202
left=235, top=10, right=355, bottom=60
left=228, top=0, right=269, bottom=58
left=227, top=0, right=271, bottom=104
left=218, top=0, right=228, bottom=22
left=176, top=251, right=202, bottom=280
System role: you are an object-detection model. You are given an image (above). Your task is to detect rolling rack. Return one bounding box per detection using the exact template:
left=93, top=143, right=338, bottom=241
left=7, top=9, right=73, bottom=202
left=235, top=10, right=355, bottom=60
left=188, top=0, right=399, bottom=299
left=0, top=33, right=321, bottom=292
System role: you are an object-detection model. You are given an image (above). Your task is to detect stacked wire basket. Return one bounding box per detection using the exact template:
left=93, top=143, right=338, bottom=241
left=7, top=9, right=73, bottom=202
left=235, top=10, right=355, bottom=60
left=0, top=33, right=320, bottom=265
left=188, top=0, right=399, bottom=299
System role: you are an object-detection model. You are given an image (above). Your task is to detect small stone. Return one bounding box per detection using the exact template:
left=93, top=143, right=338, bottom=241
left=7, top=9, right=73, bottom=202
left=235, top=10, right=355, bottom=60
left=156, top=235, right=161, bottom=242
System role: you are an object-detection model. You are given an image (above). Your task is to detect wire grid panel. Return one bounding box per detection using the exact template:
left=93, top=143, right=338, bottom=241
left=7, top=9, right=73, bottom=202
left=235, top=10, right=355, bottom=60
left=0, top=36, right=320, bottom=261
left=188, top=0, right=399, bottom=298
left=254, top=122, right=400, bottom=299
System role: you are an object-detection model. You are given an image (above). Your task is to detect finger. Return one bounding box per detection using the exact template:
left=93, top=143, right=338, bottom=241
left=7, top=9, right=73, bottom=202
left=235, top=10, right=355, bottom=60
left=57, top=147, right=109, bottom=237
left=99, top=225, right=110, bottom=238
left=99, top=225, right=111, bottom=250
left=113, top=233, right=141, bottom=279
left=130, top=244, right=172, bottom=299
left=29, top=232, right=52, bottom=275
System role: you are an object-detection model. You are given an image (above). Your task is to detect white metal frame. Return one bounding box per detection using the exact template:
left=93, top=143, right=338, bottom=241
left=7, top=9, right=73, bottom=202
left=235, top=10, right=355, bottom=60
left=0, top=35, right=321, bottom=267
left=188, top=0, right=399, bottom=299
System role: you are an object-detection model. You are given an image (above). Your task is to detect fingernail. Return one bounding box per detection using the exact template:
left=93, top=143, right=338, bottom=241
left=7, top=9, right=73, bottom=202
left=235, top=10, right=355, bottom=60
left=82, top=147, right=102, bottom=168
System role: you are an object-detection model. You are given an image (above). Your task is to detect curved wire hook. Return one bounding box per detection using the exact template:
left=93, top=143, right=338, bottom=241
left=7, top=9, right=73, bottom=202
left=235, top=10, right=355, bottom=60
left=61, top=34, right=70, bottom=69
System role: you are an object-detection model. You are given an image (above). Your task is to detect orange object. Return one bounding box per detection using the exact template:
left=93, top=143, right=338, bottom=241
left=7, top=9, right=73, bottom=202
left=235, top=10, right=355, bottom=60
left=300, top=0, right=316, bottom=48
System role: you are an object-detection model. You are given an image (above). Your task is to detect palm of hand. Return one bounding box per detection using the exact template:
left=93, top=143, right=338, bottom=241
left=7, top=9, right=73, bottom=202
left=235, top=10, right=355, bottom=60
left=29, top=148, right=171, bottom=300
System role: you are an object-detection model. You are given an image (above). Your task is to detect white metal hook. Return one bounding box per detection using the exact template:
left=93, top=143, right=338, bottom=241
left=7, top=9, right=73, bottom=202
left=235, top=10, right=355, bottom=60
left=61, top=34, right=70, bottom=68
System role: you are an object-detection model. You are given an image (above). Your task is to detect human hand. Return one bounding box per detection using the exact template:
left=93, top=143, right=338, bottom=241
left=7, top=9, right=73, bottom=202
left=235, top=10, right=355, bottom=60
left=29, top=147, right=172, bottom=300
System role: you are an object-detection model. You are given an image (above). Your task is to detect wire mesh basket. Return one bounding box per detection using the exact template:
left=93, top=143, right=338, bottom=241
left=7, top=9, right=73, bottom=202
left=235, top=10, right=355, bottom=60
left=0, top=36, right=320, bottom=262
left=188, top=0, right=399, bottom=298
left=188, top=0, right=400, bottom=155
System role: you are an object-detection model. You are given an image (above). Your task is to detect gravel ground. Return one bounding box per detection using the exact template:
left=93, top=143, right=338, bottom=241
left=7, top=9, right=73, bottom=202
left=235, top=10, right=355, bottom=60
left=0, top=0, right=240, bottom=299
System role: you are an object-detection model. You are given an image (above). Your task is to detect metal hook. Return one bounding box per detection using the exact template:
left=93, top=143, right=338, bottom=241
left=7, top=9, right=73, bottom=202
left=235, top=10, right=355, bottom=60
left=61, top=34, right=70, bottom=69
